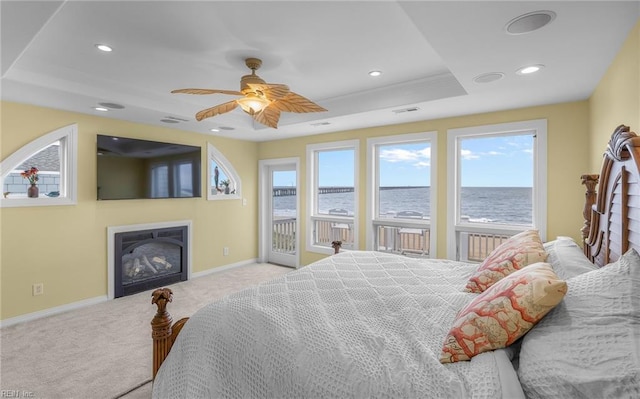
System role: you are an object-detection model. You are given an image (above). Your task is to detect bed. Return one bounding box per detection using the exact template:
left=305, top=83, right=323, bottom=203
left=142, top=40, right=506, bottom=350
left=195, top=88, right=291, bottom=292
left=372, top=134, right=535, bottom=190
left=150, top=124, right=639, bottom=398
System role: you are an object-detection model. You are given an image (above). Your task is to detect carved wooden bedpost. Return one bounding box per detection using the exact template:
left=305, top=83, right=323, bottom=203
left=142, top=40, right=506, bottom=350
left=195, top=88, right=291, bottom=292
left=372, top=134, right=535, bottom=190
left=151, top=288, right=189, bottom=379
left=331, top=240, right=342, bottom=254
left=151, top=288, right=174, bottom=378
left=581, top=174, right=599, bottom=244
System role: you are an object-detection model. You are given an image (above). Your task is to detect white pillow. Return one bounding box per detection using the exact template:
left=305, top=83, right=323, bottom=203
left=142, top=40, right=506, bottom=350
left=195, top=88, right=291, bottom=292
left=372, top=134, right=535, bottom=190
left=518, top=249, right=640, bottom=398
left=543, top=238, right=598, bottom=280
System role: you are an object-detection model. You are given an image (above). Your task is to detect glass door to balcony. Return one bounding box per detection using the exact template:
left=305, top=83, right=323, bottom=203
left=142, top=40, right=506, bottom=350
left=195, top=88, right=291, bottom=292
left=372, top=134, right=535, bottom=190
left=267, top=164, right=298, bottom=267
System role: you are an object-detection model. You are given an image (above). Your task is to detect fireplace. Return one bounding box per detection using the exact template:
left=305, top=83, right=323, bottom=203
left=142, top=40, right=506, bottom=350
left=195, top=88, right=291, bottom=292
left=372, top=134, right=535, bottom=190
left=108, top=221, right=192, bottom=299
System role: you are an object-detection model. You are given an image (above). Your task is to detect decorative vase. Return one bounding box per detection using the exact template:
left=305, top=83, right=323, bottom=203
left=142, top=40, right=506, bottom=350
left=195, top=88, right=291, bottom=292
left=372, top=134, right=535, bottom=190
left=27, top=184, right=39, bottom=198
left=224, top=186, right=230, bottom=194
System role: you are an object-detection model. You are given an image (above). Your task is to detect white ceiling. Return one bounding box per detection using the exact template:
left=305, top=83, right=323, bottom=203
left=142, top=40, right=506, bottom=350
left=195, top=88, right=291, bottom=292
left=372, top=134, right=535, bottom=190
left=2, top=1, right=639, bottom=142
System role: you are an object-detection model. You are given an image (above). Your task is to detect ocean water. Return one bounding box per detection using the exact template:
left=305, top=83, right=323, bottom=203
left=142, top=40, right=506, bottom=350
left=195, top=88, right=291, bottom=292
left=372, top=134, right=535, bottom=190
left=273, top=187, right=532, bottom=225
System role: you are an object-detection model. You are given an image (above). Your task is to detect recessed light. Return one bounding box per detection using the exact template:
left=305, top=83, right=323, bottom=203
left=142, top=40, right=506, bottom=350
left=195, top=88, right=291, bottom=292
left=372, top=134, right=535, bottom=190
left=473, top=72, right=505, bottom=84
left=94, top=107, right=109, bottom=112
left=210, top=128, right=220, bottom=132
left=95, top=44, right=113, bottom=52
left=516, top=65, right=545, bottom=75
left=505, top=11, right=556, bottom=35
left=368, top=70, right=382, bottom=77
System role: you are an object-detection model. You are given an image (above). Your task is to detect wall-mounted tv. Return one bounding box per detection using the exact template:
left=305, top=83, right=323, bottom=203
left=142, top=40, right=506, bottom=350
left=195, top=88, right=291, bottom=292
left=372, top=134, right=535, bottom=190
left=97, top=135, right=201, bottom=200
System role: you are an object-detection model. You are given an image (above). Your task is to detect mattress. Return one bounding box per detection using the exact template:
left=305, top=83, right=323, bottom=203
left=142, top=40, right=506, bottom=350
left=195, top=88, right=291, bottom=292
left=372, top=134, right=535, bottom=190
left=152, top=251, right=524, bottom=398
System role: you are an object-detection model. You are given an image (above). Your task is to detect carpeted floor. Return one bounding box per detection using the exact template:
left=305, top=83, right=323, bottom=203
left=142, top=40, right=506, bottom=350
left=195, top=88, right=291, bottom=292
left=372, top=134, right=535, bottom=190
left=0, top=262, right=292, bottom=399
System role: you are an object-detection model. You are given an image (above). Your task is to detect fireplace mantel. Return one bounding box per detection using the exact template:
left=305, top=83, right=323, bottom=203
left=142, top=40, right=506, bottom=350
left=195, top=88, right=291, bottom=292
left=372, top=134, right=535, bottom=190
left=107, top=220, right=193, bottom=299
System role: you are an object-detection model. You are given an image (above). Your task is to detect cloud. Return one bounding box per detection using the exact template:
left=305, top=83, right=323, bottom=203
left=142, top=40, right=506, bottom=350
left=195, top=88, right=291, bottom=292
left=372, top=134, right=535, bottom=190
left=380, top=147, right=431, bottom=167
left=461, top=149, right=480, bottom=160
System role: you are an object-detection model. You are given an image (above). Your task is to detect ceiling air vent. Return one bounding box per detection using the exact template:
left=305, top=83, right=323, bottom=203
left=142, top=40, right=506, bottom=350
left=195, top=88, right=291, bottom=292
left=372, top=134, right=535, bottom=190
left=311, top=122, right=331, bottom=127
left=392, top=107, right=420, bottom=114
left=164, top=116, right=190, bottom=122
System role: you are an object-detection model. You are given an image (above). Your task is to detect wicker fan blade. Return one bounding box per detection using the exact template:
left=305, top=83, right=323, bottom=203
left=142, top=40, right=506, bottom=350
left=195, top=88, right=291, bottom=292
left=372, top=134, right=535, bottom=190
left=251, top=104, right=281, bottom=128
left=172, top=88, right=243, bottom=96
left=195, top=100, right=239, bottom=121
left=271, top=92, right=327, bottom=113
left=247, top=83, right=290, bottom=100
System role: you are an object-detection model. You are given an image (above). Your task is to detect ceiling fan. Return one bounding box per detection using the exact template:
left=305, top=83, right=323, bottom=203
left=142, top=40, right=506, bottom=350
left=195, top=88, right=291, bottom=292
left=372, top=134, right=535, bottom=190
left=172, top=58, right=327, bottom=129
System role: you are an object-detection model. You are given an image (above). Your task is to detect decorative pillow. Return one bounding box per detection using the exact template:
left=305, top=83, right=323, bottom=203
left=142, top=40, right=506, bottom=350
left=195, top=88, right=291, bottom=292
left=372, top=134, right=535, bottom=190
left=465, top=230, right=547, bottom=293
left=518, top=249, right=640, bottom=399
left=543, top=236, right=598, bottom=280
left=441, top=262, right=567, bottom=363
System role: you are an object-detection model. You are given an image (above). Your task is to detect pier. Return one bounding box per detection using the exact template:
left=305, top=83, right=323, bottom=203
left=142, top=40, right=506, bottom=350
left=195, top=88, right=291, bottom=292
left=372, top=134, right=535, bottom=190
left=272, top=186, right=427, bottom=197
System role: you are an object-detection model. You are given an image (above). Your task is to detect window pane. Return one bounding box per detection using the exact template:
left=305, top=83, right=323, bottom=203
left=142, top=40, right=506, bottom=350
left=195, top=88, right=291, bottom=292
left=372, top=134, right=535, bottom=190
left=272, top=170, right=296, bottom=218
left=377, top=142, right=431, bottom=219
left=317, top=149, right=354, bottom=215
left=459, top=134, right=533, bottom=225
left=2, top=141, right=61, bottom=198
left=211, top=162, right=234, bottom=195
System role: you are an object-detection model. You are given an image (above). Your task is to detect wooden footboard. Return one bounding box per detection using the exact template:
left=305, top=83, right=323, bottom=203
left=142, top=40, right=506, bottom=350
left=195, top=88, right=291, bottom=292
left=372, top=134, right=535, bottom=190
left=151, top=288, right=189, bottom=379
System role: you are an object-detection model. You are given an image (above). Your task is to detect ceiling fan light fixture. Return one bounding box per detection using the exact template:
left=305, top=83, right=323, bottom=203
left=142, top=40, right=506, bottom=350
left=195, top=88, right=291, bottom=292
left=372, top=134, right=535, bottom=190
left=236, top=94, right=270, bottom=114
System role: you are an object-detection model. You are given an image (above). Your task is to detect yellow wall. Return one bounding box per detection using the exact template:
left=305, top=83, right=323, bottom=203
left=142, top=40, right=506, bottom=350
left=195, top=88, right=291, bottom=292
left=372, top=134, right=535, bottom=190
left=0, top=102, right=259, bottom=320
left=259, top=101, right=590, bottom=265
left=589, top=20, right=640, bottom=170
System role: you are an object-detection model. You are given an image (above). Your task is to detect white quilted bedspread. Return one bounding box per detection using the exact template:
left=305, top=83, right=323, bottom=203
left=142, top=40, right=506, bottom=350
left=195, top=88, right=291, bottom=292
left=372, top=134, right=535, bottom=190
left=152, top=251, right=514, bottom=398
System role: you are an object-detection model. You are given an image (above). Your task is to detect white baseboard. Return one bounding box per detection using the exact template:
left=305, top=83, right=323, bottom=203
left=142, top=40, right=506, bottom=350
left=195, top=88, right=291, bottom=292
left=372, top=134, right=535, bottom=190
left=191, top=258, right=258, bottom=279
left=0, top=295, right=108, bottom=329
left=1, top=258, right=259, bottom=328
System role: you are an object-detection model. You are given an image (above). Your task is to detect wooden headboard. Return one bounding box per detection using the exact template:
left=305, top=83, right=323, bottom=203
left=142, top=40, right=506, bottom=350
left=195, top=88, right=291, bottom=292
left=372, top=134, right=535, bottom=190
left=582, top=124, right=640, bottom=267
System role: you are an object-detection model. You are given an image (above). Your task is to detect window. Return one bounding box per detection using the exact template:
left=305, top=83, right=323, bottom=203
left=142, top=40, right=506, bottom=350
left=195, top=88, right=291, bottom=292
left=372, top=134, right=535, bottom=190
left=447, top=119, right=547, bottom=261
left=367, top=132, right=437, bottom=257
left=1, top=124, right=77, bottom=207
left=306, top=140, right=359, bottom=254
left=207, top=143, right=241, bottom=200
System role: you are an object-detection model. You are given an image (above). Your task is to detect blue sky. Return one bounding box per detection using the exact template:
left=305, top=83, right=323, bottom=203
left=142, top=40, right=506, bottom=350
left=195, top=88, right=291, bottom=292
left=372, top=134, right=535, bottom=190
left=272, top=134, right=534, bottom=187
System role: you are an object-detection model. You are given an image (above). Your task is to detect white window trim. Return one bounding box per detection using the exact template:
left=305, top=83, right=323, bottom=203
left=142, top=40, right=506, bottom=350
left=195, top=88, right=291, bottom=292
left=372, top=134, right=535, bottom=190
left=207, top=143, right=241, bottom=201
left=306, top=139, right=359, bottom=255
left=0, top=124, right=78, bottom=208
left=366, top=131, right=438, bottom=257
left=446, top=119, right=547, bottom=259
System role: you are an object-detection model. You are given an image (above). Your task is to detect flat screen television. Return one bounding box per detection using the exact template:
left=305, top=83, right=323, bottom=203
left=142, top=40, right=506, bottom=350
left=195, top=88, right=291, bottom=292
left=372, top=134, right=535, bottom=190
left=97, top=134, right=202, bottom=200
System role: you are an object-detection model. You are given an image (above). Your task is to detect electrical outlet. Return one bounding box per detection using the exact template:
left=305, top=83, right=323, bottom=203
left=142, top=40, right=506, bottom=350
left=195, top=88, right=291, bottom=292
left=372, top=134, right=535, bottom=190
left=32, top=283, right=44, bottom=296
left=223, top=247, right=229, bottom=256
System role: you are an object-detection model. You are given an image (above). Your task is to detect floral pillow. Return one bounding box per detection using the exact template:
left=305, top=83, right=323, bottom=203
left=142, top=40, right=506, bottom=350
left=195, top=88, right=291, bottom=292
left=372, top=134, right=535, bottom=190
left=441, top=262, right=567, bottom=363
left=465, top=230, right=547, bottom=293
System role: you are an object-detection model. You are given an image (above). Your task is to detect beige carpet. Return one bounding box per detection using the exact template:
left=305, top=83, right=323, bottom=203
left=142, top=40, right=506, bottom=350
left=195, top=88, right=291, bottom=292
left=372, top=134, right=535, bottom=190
left=0, top=263, right=292, bottom=399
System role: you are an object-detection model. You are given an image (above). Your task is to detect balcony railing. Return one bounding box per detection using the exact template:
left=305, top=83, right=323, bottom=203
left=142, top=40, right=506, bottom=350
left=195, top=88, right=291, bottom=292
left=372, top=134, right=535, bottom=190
left=460, top=231, right=511, bottom=262
left=272, top=218, right=296, bottom=253
left=273, top=217, right=514, bottom=261
left=311, top=218, right=355, bottom=249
